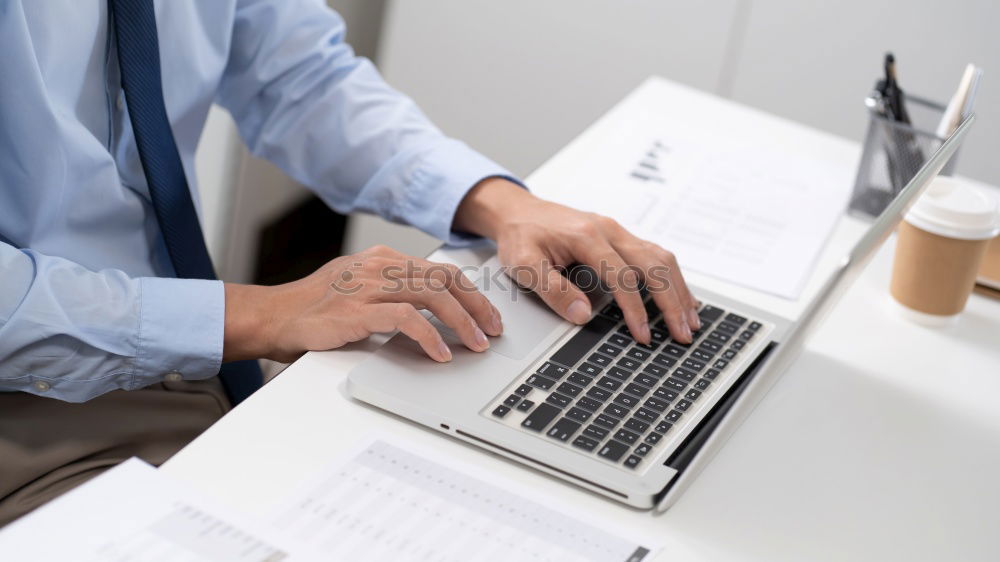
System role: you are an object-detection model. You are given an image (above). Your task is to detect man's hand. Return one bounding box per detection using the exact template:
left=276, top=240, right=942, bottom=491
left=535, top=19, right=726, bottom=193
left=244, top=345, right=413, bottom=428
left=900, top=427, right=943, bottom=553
left=454, top=178, right=700, bottom=345
left=223, top=246, right=503, bottom=363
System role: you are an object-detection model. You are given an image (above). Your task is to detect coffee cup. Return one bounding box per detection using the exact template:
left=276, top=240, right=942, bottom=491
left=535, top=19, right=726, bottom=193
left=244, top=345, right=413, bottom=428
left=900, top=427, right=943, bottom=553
left=890, top=176, right=1000, bottom=325
left=978, top=234, right=1000, bottom=290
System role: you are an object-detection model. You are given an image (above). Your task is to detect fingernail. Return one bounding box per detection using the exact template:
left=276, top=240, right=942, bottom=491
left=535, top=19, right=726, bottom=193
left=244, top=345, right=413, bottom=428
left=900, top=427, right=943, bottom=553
left=474, top=327, right=490, bottom=350
left=638, top=322, right=651, bottom=343
left=438, top=341, right=452, bottom=362
left=490, top=308, right=503, bottom=335
left=687, top=309, right=701, bottom=331
left=566, top=299, right=591, bottom=324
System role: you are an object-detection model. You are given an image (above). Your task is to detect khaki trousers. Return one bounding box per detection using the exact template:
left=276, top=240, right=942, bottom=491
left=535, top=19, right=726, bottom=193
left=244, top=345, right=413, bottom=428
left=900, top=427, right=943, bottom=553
left=0, top=377, right=229, bottom=527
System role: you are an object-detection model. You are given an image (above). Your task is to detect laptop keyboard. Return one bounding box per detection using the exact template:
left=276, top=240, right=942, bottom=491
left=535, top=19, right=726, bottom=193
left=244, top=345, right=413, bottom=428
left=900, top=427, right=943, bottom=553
left=485, top=297, right=770, bottom=472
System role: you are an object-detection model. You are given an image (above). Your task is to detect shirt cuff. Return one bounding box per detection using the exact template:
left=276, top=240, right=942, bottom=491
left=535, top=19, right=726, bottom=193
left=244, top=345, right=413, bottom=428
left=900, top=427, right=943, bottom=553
left=134, top=277, right=225, bottom=387
left=401, top=138, right=526, bottom=247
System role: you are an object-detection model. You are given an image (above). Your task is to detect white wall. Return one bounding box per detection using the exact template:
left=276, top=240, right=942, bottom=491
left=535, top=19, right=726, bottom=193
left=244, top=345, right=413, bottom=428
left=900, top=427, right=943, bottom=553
left=343, top=0, right=999, bottom=257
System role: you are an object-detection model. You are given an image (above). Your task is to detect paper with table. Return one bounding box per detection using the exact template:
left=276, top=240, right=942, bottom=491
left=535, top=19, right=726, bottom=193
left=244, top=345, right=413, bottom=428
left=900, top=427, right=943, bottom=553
left=535, top=79, right=854, bottom=300
left=0, top=438, right=659, bottom=561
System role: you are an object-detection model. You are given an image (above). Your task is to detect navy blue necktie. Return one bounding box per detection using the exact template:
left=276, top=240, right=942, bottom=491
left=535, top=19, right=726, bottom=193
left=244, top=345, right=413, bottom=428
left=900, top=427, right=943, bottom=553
left=111, top=0, right=262, bottom=405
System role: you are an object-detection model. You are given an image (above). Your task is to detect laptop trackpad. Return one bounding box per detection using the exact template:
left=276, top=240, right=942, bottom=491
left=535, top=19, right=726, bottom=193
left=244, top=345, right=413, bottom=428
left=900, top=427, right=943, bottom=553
left=429, top=259, right=567, bottom=360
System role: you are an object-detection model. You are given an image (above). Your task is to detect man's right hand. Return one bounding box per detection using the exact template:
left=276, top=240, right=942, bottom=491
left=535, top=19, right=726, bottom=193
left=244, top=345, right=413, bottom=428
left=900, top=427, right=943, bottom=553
left=222, top=245, right=503, bottom=364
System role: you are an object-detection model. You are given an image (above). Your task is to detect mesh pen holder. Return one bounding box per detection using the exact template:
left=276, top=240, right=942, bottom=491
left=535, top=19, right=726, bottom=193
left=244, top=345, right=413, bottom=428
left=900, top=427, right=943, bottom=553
left=849, top=94, right=959, bottom=219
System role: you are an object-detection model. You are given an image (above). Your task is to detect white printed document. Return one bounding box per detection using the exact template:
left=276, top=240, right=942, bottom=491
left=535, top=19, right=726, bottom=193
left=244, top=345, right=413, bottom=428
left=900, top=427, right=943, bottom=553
left=267, top=439, right=660, bottom=562
left=0, top=458, right=305, bottom=562
left=536, top=78, right=854, bottom=299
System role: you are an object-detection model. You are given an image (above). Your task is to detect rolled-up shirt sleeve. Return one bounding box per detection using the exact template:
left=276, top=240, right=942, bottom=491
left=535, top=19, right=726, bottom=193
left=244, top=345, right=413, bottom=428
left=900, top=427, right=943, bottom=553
left=217, top=0, right=522, bottom=246
left=0, top=244, right=223, bottom=403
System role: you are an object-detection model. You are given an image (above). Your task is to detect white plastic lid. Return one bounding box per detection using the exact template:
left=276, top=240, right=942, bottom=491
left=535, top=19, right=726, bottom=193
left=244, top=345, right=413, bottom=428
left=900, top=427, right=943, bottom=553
left=904, top=176, right=1000, bottom=240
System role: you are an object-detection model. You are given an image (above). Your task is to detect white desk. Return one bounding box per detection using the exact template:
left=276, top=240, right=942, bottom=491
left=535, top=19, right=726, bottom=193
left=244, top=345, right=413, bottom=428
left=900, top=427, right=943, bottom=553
left=162, top=83, right=1000, bottom=560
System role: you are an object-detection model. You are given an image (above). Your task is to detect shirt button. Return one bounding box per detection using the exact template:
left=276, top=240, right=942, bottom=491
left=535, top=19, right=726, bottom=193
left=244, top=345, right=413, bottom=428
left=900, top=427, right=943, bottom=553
left=33, top=381, right=51, bottom=392
left=164, top=371, right=183, bottom=383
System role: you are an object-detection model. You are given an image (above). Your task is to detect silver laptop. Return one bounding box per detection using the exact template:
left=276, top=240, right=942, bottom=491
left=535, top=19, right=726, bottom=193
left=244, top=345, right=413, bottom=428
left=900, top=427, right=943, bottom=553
left=347, top=116, right=973, bottom=511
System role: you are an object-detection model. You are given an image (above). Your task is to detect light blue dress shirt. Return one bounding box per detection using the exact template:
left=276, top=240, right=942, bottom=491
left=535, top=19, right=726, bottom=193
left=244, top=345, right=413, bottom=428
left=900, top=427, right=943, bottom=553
left=0, top=0, right=514, bottom=402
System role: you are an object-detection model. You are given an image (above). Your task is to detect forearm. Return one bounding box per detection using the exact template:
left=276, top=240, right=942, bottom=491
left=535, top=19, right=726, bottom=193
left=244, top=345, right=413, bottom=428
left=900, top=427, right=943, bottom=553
left=0, top=244, right=224, bottom=402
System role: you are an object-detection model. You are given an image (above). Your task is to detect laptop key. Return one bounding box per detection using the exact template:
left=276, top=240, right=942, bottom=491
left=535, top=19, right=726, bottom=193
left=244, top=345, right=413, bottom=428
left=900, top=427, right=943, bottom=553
left=616, top=357, right=642, bottom=371
left=613, top=393, right=640, bottom=409
left=650, top=328, right=669, bottom=344
left=568, top=372, right=593, bottom=387
left=586, top=386, right=613, bottom=402
left=722, top=349, right=738, bottom=361
left=725, top=312, right=747, bottom=326
left=635, top=341, right=660, bottom=352
left=731, top=340, right=746, bottom=351
left=516, top=399, right=534, bottom=412
left=699, top=339, right=722, bottom=353
left=704, top=368, right=721, bottom=380
left=545, top=392, right=572, bottom=408
left=608, top=333, right=631, bottom=348
left=634, top=407, right=658, bottom=423
left=503, top=394, right=521, bottom=407
left=634, top=373, right=658, bottom=388
left=492, top=405, right=510, bottom=418
left=594, top=414, right=620, bottom=429
left=654, top=422, right=673, bottom=434
left=713, top=359, right=729, bottom=370
left=633, top=443, right=653, bottom=457
left=748, top=321, right=762, bottom=332
left=537, top=362, right=569, bottom=379
left=577, top=363, right=602, bottom=378
left=604, top=403, right=630, bottom=419
left=576, top=396, right=602, bottom=412
left=674, top=399, right=692, bottom=412
left=644, top=432, right=664, bottom=445
left=664, top=410, right=683, bottom=423
left=521, top=403, right=560, bottom=431
left=663, top=344, right=686, bottom=358
left=715, top=321, right=739, bottom=335
left=584, top=424, right=610, bottom=440
left=691, top=348, right=714, bottom=362
left=515, top=384, right=533, bottom=396
left=547, top=418, right=581, bottom=442
left=643, top=364, right=669, bottom=378
left=624, top=383, right=651, bottom=398
left=526, top=374, right=556, bottom=390
left=685, top=389, right=702, bottom=401
left=653, top=387, right=678, bottom=401
left=699, top=305, right=724, bottom=322
left=682, top=358, right=706, bottom=372
left=707, top=329, right=731, bottom=342
left=662, top=378, right=687, bottom=391
left=625, top=418, right=649, bottom=433
left=652, top=354, right=677, bottom=368
left=557, top=382, right=583, bottom=397
left=694, top=379, right=711, bottom=390
left=625, top=348, right=650, bottom=361
left=643, top=397, right=670, bottom=412
left=598, top=343, right=623, bottom=357
left=572, top=435, right=600, bottom=452
left=614, top=429, right=639, bottom=444
left=598, top=440, right=629, bottom=462
left=606, top=367, right=631, bottom=381
left=596, top=376, right=623, bottom=391
left=565, top=407, right=592, bottom=424
left=623, top=455, right=643, bottom=469
left=672, top=367, right=697, bottom=382
left=588, top=353, right=612, bottom=368
left=549, top=315, right=617, bottom=368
